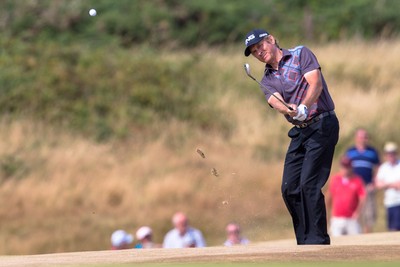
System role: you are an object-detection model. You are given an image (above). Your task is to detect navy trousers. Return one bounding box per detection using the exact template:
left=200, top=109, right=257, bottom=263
left=282, top=114, right=339, bottom=245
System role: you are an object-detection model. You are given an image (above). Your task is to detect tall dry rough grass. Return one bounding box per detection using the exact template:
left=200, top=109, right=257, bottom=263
left=1, top=40, right=400, bottom=254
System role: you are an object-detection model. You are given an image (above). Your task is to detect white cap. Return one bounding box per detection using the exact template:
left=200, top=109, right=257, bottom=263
left=384, top=142, right=398, bottom=153
left=111, top=230, right=133, bottom=247
left=136, top=226, right=152, bottom=240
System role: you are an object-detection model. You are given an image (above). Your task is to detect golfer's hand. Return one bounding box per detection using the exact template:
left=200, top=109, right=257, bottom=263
left=293, top=104, right=308, bottom=121
left=287, top=104, right=297, bottom=117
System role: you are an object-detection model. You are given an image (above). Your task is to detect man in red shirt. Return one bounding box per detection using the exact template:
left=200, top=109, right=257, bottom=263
left=326, top=156, right=366, bottom=236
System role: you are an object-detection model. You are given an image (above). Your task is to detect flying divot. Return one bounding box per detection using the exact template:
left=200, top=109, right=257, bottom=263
left=196, top=148, right=206, bottom=159
left=211, top=168, right=219, bottom=177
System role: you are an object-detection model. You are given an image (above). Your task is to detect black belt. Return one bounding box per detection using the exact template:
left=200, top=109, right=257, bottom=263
left=294, top=110, right=335, bottom=129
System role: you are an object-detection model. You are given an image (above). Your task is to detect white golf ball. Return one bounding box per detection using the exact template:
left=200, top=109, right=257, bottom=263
left=89, top=9, right=97, bottom=16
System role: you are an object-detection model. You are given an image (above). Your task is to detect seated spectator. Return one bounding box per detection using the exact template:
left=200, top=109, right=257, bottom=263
left=111, top=229, right=133, bottom=250
left=326, top=156, right=366, bottom=236
left=135, top=226, right=161, bottom=248
left=224, top=223, right=249, bottom=246
left=163, top=212, right=206, bottom=248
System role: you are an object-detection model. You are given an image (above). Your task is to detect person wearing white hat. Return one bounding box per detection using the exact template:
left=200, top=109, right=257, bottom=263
left=134, top=226, right=160, bottom=248
left=110, top=229, right=133, bottom=250
left=376, top=142, right=400, bottom=231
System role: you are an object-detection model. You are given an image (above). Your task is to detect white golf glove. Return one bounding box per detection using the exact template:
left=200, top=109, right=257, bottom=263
left=293, top=104, right=308, bottom=121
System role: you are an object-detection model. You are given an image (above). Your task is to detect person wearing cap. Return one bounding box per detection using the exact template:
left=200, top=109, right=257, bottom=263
left=244, top=29, right=339, bottom=244
left=163, top=212, right=206, bottom=248
left=326, top=156, right=366, bottom=236
left=223, top=223, right=249, bottom=246
left=110, top=229, right=133, bottom=250
left=375, top=142, right=400, bottom=231
left=134, top=226, right=161, bottom=249
left=345, top=128, right=380, bottom=233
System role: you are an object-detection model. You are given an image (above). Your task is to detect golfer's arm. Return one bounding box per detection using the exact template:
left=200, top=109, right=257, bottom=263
left=267, top=69, right=323, bottom=115
left=302, top=69, right=323, bottom=108
left=267, top=93, right=292, bottom=115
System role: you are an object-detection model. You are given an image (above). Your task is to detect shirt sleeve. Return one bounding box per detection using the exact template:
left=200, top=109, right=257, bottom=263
left=375, top=165, right=384, bottom=182
left=194, top=229, right=206, bottom=247
left=260, top=74, right=278, bottom=103
left=300, top=46, right=321, bottom=75
left=162, top=232, right=170, bottom=248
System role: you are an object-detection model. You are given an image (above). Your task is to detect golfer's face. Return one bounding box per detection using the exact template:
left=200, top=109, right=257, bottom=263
left=250, top=39, right=275, bottom=63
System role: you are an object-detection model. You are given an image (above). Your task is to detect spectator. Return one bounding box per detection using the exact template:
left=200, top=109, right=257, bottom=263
left=135, top=226, right=161, bottom=248
left=163, top=212, right=206, bottom=248
left=375, top=142, right=400, bottom=231
left=326, top=156, right=366, bottom=236
left=224, top=223, right=249, bottom=246
left=346, top=128, right=380, bottom=233
left=111, top=229, right=133, bottom=250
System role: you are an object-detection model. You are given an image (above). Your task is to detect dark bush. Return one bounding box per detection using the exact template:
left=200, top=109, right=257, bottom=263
left=0, top=37, right=229, bottom=141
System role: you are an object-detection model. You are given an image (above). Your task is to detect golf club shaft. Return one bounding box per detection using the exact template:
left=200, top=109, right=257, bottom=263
left=246, top=72, right=294, bottom=111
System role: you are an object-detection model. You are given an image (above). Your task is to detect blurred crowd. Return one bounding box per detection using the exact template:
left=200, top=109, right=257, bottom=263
left=326, top=128, right=400, bottom=237
left=110, top=211, right=250, bottom=250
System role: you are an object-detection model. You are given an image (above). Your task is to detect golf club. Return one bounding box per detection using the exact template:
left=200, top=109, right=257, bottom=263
left=244, top=63, right=293, bottom=111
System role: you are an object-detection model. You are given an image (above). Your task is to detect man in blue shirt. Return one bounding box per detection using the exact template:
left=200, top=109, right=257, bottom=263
left=244, top=29, right=339, bottom=245
left=346, top=128, right=380, bottom=233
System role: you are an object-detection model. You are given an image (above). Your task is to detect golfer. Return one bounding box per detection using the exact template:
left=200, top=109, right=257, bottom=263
left=244, top=29, right=339, bottom=244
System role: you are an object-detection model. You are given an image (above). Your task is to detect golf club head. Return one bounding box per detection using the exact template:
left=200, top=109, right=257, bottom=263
left=244, top=63, right=251, bottom=76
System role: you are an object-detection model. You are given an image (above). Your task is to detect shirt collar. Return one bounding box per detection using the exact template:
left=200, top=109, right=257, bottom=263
left=264, top=49, right=291, bottom=73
